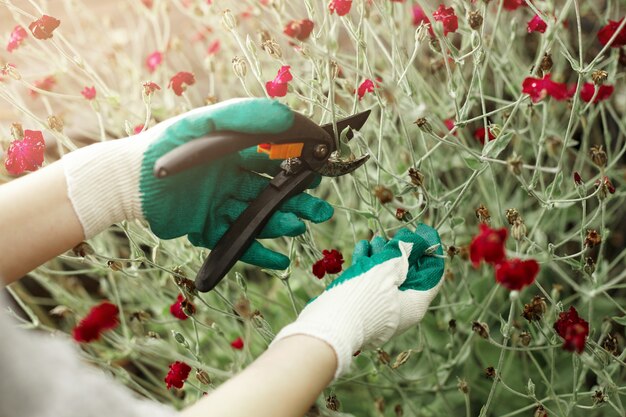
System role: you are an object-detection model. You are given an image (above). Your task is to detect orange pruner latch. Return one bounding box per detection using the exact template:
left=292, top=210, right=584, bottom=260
left=257, top=143, right=304, bottom=159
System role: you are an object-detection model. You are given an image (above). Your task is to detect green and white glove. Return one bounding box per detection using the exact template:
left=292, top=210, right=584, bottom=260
left=271, top=225, right=444, bottom=379
left=62, top=98, right=333, bottom=269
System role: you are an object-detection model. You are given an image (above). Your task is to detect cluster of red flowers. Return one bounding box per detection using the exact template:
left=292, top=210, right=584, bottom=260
left=265, top=65, right=293, bottom=98
left=72, top=301, right=120, bottom=343
left=164, top=361, right=191, bottom=389
left=470, top=224, right=539, bottom=291
left=4, top=129, right=46, bottom=176
left=553, top=307, right=589, bottom=353
left=312, top=249, right=345, bottom=279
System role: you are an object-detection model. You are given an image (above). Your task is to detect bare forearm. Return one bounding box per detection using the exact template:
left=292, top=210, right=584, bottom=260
left=180, top=335, right=337, bottom=417
left=0, top=161, right=84, bottom=285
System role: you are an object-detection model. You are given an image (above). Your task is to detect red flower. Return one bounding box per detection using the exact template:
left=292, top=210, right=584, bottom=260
left=474, top=126, right=496, bottom=144
left=495, top=258, right=539, bottom=291
left=4, top=129, right=46, bottom=176
left=266, top=65, right=293, bottom=98
left=329, top=0, right=352, bottom=16
left=284, top=19, right=315, bottom=41
left=81, top=86, right=96, bottom=100
left=143, top=81, right=161, bottom=96
left=7, top=26, right=28, bottom=53
left=595, top=176, right=616, bottom=194
left=432, top=5, right=458, bottom=35
left=597, top=18, right=626, bottom=48
left=133, top=124, right=145, bottom=134
left=230, top=336, right=244, bottom=350
left=573, top=171, right=583, bottom=185
left=169, top=294, right=195, bottom=320
left=527, top=15, right=547, bottom=33
left=357, top=79, right=376, bottom=100
left=554, top=307, right=589, bottom=353
left=312, top=249, right=344, bottom=278
left=164, top=361, right=192, bottom=389
left=28, top=15, right=60, bottom=40
left=168, top=71, right=195, bottom=96
left=207, top=39, right=220, bottom=55
left=29, top=75, right=56, bottom=97
left=412, top=5, right=431, bottom=28
left=522, top=74, right=571, bottom=103
left=469, top=224, right=508, bottom=267
left=72, top=301, right=119, bottom=343
left=503, top=0, right=526, bottom=10
left=580, top=83, right=614, bottom=104
left=146, top=51, right=163, bottom=73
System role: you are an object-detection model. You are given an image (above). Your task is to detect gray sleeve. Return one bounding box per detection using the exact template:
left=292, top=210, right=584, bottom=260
left=0, top=297, right=177, bottom=417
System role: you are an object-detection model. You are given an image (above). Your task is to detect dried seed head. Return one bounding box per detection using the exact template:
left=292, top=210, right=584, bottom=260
left=47, top=115, right=64, bottom=132
left=522, top=296, right=547, bottom=322
left=584, top=257, right=596, bottom=275
left=602, top=333, right=618, bottom=355
left=221, top=9, right=237, bottom=30
left=11, top=123, right=23, bottom=140
left=519, top=331, right=532, bottom=346
left=232, top=56, right=247, bottom=78
left=181, top=298, right=196, bottom=316
left=447, top=245, right=459, bottom=259
left=475, top=204, right=491, bottom=224
left=262, top=38, right=282, bottom=59
left=329, top=60, right=340, bottom=80
left=173, top=267, right=197, bottom=294
left=72, top=242, right=94, bottom=257
left=511, top=218, right=527, bottom=242
left=507, top=154, right=523, bottom=175
left=413, top=117, right=432, bottom=133
left=394, top=404, right=404, bottom=417
left=392, top=350, right=412, bottom=369
left=2, top=63, right=20, bottom=80
left=534, top=405, right=548, bottom=417
left=326, top=395, right=340, bottom=411
left=459, top=245, right=470, bottom=261
left=374, top=398, right=385, bottom=414
left=468, top=11, right=483, bottom=30
left=505, top=208, right=520, bottom=225
left=540, top=53, right=553, bottom=73
left=591, top=69, right=608, bottom=85
left=204, top=95, right=218, bottom=105
left=448, top=319, right=457, bottom=334
left=374, top=185, right=394, bottom=204
left=545, top=136, right=562, bottom=158
left=107, top=260, right=123, bottom=271
left=592, top=390, right=607, bottom=405
left=484, top=366, right=496, bottom=379
left=472, top=321, right=489, bottom=339
left=395, top=208, right=412, bottom=222
left=235, top=297, right=252, bottom=319
left=595, top=176, right=616, bottom=199
left=457, top=377, right=469, bottom=394
left=408, top=167, right=425, bottom=187
left=584, top=229, right=602, bottom=248
left=196, top=369, right=211, bottom=385
left=377, top=348, right=391, bottom=365
left=589, top=145, right=607, bottom=168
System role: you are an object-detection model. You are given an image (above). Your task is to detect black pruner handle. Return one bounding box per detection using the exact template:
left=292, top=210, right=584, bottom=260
left=195, top=167, right=318, bottom=292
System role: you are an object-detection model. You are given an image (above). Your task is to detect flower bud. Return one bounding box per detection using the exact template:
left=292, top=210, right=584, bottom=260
left=413, top=117, right=432, bottom=133
left=540, top=53, right=553, bottom=73
left=408, top=167, right=425, bottom=187
left=511, top=218, right=527, bottom=241
left=262, top=38, right=282, bottom=59
left=221, top=9, right=237, bottom=31
left=392, top=350, right=412, bottom=369
left=468, top=11, right=483, bottom=30
left=374, top=185, right=393, bottom=204
left=472, top=321, right=489, bottom=339
left=47, top=115, right=64, bottom=132
left=589, top=145, right=607, bottom=168
left=196, top=369, right=211, bottom=385
left=232, top=56, right=247, bottom=78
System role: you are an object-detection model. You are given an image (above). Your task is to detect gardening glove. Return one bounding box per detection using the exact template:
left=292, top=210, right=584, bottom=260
left=62, top=98, right=333, bottom=269
left=271, top=225, right=444, bottom=379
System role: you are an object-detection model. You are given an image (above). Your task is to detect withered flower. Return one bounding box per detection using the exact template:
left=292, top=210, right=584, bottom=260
left=472, top=321, right=489, bottom=339
left=377, top=348, right=391, bottom=365
left=602, top=333, right=618, bottom=355
left=374, top=185, right=394, bottom=204
left=468, top=11, right=483, bottom=30
left=408, top=167, right=425, bottom=187
left=589, top=145, right=607, bottom=168
left=505, top=208, right=520, bottom=225
left=522, top=295, right=547, bottom=322
left=326, top=395, right=340, bottom=411
left=484, top=366, right=496, bottom=379
left=475, top=204, right=491, bottom=224
left=591, top=69, right=608, bottom=85
left=584, top=229, right=602, bottom=248
left=540, top=53, right=553, bottom=73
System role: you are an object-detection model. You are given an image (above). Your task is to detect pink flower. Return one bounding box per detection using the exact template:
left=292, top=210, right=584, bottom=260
left=72, top=301, right=119, bottom=343
left=164, top=361, right=191, bottom=389
left=357, top=79, right=376, bottom=100
left=4, top=129, right=46, bottom=176
left=29, top=76, right=56, bottom=97
left=503, top=0, right=526, bottom=10
left=168, top=71, right=195, bottom=96
left=432, top=5, right=458, bottom=35
left=284, top=19, right=315, bottom=41
left=580, top=83, right=614, bottom=104
left=81, top=86, right=96, bottom=100
left=207, top=39, right=220, bottom=55
left=133, top=124, right=145, bottom=134
left=7, top=26, right=28, bottom=53
left=329, top=0, right=352, bottom=16
left=474, top=127, right=496, bottom=144
left=231, top=337, right=244, bottom=350
left=28, top=15, right=60, bottom=40
left=522, top=74, right=571, bottom=103
left=412, top=5, right=431, bottom=28
left=495, top=258, right=540, bottom=291
left=146, top=51, right=163, bottom=73
left=266, top=65, right=293, bottom=98
left=527, top=15, right=547, bottom=33
left=598, top=18, right=626, bottom=48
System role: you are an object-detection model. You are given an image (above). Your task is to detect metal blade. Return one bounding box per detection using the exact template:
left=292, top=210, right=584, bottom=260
left=320, top=109, right=371, bottom=142
left=317, top=154, right=370, bottom=177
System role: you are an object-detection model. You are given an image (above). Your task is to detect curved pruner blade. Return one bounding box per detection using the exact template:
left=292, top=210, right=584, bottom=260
left=317, top=154, right=370, bottom=177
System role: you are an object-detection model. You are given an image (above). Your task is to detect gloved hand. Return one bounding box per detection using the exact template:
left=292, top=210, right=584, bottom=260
left=271, top=225, right=444, bottom=379
left=62, top=98, right=333, bottom=269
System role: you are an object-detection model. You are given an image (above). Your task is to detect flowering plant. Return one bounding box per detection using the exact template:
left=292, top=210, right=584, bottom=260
left=1, top=0, right=625, bottom=415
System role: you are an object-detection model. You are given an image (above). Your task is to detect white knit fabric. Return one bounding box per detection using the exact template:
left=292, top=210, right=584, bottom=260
left=271, top=241, right=437, bottom=379
left=0, top=295, right=176, bottom=417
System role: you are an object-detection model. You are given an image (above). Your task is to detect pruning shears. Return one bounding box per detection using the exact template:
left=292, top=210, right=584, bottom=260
left=152, top=109, right=371, bottom=292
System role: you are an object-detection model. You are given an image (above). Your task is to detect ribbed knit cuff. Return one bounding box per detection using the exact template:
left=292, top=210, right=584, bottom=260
left=61, top=137, right=150, bottom=239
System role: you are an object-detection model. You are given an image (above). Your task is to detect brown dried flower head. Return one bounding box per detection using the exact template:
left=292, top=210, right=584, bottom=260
left=392, top=350, right=412, bottom=369
left=484, top=366, right=496, bottom=379
left=47, top=115, right=64, bottom=132
left=540, top=53, right=553, bottom=73
left=511, top=218, right=527, bottom=242
left=72, top=242, right=94, bottom=257
left=232, top=56, right=247, bottom=78
left=448, top=318, right=457, bottom=334
left=262, top=38, right=282, bottom=59
left=472, top=321, right=489, bottom=339
left=413, top=117, right=432, bottom=133
left=377, top=348, right=391, bottom=365
left=468, top=11, right=483, bottom=30
left=196, top=369, right=211, bottom=385
left=107, top=260, right=123, bottom=271
left=326, top=395, right=340, bottom=411
left=522, top=296, right=547, bottom=322
left=519, top=330, right=532, bottom=346
left=374, top=185, right=394, bottom=204
left=447, top=245, right=459, bottom=259
left=592, top=390, right=607, bottom=405
left=534, top=405, right=548, bottom=417
left=584, top=257, right=596, bottom=275
left=505, top=208, right=520, bottom=225
left=475, top=204, right=491, bottom=224
left=408, top=167, right=425, bottom=187
left=591, top=69, right=608, bottom=85
left=374, top=397, right=385, bottom=414
left=457, top=377, right=469, bottom=394
left=602, top=333, right=618, bottom=355
left=589, top=145, right=607, bottom=168
left=584, top=229, right=602, bottom=248
left=507, top=154, right=523, bottom=176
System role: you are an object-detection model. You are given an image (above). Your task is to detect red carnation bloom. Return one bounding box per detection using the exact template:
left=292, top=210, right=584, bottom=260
left=170, top=294, right=190, bottom=320
left=527, top=15, right=547, bottom=33
left=72, top=301, right=119, bottom=343
left=28, top=15, right=60, bottom=40
left=312, top=249, right=344, bottom=279
left=580, top=83, right=614, bottom=104
left=432, top=5, right=458, bottom=36
left=329, top=0, right=352, bottom=16
left=284, top=19, right=315, bottom=41
left=168, top=71, right=195, bottom=96
left=164, top=361, right=192, bottom=389
left=133, top=124, right=145, bottom=134
left=357, top=79, right=376, bottom=100
left=7, top=26, right=28, bottom=53
left=597, top=18, right=626, bottom=48
left=146, top=51, right=163, bottom=73
left=469, top=224, right=508, bottom=267
left=503, top=0, right=526, bottom=10
left=4, top=129, right=46, bottom=176
left=495, top=258, right=539, bottom=291
left=81, top=86, right=96, bottom=100
left=230, top=337, right=244, bottom=350
left=554, top=307, right=589, bottom=354
left=522, top=74, right=571, bottom=103
left=474, top=126, right=496, bottom=144
left=266, top=65, right=293, bottom=98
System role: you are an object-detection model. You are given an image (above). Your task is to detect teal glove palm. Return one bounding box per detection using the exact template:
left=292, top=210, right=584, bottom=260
left=62, top=98, right=333, bottom=270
